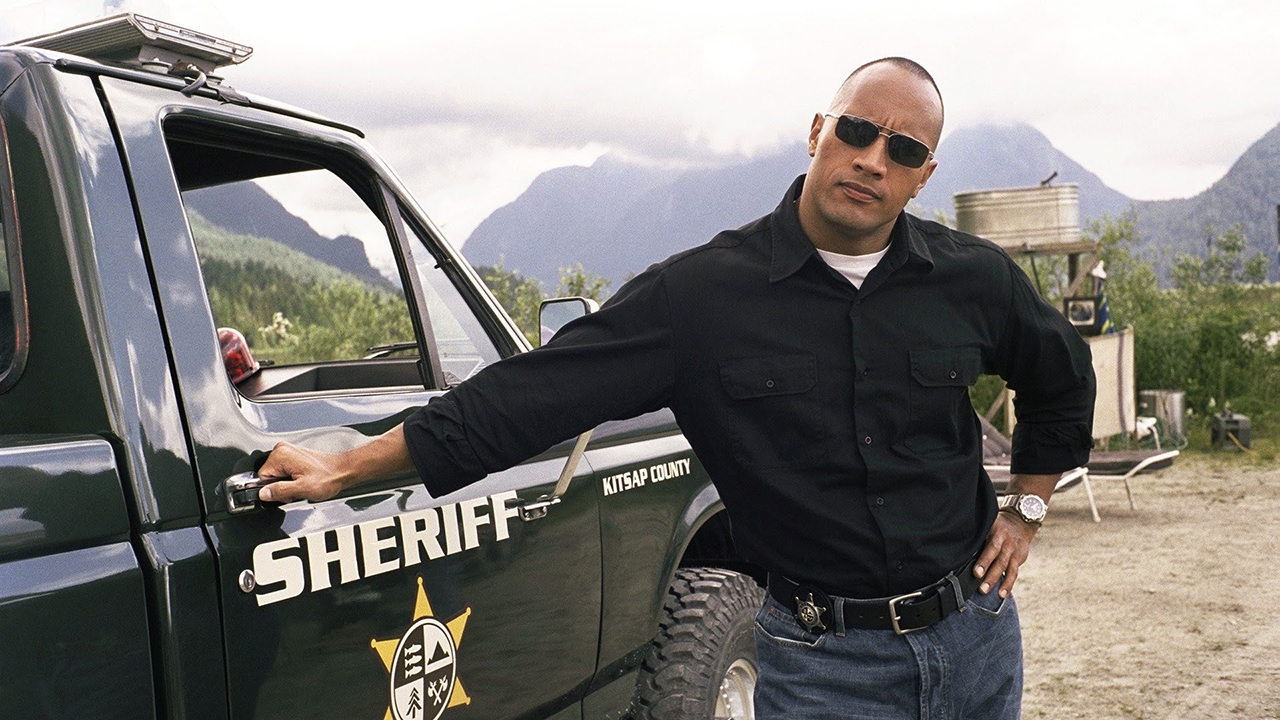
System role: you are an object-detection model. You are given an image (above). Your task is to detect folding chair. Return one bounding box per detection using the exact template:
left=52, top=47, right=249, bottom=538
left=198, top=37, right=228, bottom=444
left=1086, top=449, right=1181, bottom=514
left=979, top=415, right=1180, bottom=522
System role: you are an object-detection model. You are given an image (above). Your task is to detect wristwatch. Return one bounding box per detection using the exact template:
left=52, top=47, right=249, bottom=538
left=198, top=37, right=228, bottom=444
left=998, top=493, right=1048, bottom=524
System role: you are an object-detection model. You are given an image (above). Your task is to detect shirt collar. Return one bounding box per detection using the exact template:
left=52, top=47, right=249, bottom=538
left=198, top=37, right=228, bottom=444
left=769, top=174, right=934, bottom=284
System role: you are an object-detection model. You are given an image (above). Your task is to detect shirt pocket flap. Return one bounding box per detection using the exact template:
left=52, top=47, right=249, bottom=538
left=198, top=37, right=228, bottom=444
left=720, top=354, right=817, bottom=399
left=910, top=347, right=981, bottom=387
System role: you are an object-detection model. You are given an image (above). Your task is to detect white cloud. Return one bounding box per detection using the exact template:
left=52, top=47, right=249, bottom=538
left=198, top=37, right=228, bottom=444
left=4, top=0, right=1279, bottom=230
left=365, top=123, right=607, bottom=246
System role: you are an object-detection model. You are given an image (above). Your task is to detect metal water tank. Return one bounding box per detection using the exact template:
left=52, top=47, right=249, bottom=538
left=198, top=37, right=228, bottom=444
left=954, top=184, right=1081, bottom=250
left=1138, top=389, right=1186, bottom=444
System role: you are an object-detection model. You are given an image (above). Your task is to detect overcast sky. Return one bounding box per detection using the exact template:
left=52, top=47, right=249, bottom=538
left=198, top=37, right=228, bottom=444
left=4, top=0, right=1280, bottom=248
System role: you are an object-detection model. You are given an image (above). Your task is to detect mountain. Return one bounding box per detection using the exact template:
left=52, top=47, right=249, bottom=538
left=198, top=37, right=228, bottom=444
left=1134, top=123, right=1280, bottom=279
left=461, top=155, right=680, bottom=284
left=182, top=120, right=1280, bottom=290
left=913, top=124, right=1133, bottom=222
left=187, top=210, right=390, bottom=295
left=184, top=180, right=390, bottom=288
left=462, top=123, right=1136, bottom=285
left=463, top=150, right=811, bottom=285
left=601, top=149, right=811, bottom=277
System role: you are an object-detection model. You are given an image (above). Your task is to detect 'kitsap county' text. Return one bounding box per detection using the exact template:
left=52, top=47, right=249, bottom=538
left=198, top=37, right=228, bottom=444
left=601, top=457, right=692, bottom=497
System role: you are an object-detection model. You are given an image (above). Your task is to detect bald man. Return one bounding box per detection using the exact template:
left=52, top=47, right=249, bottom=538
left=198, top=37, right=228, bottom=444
left=260, top=58, right=1094, bottom=718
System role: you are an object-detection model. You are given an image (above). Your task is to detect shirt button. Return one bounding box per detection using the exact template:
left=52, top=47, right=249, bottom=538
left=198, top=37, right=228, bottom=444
left=765, top=379, right=775, bottom=388
left=949, top=370, right=958, bottom=379
left=863, top=436, right=872, bottom=445
left=896, top=561, right=905, bottom=570
left=861, top=369, right=869, bottom=377
left=876, top=497, right=885, bottom=506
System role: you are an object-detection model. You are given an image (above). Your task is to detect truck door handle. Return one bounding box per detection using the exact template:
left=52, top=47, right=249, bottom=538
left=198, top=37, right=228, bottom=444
left=516, top=429, right=592, bottom=522
left=224, top=472, right=264, bottom=514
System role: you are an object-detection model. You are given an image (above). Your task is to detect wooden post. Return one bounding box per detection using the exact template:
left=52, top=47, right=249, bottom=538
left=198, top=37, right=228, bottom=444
left=1003, top=387, right=1016, bottom=437
left=984, top=383, right=1008, bottom=422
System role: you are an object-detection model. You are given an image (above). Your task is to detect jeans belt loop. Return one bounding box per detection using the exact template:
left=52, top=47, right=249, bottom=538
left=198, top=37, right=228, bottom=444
left=832, top=597, right=847, bottom=638
left=947, top=572, right=967, bottom=613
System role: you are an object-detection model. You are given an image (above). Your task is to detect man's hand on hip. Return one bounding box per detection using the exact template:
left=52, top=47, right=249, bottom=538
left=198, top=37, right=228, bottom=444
left=974, top=512, right=1038, bottom=598
left=973, top=472, right=1060, bottom=598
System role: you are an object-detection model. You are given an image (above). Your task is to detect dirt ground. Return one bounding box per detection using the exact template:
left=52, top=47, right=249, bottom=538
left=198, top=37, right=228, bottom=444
left=1017, top=453, right=1280, bottom=718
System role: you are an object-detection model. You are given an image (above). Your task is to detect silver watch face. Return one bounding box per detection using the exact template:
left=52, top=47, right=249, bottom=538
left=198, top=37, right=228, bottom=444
left=1017, top=494, right=1047, bottom=522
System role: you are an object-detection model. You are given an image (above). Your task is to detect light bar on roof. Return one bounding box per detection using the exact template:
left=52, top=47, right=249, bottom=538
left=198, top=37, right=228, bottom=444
left=10, top=13, right=252, bottom=75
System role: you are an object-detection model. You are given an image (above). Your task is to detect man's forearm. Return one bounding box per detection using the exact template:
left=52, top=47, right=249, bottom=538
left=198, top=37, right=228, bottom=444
left=1004, top=472, right=1060, bottom=503
left=336, top=423, right=417, bottom=487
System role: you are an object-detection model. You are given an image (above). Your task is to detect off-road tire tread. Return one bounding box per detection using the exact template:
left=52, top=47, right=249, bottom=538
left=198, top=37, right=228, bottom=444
left=631, top=567, right=764, bottom=719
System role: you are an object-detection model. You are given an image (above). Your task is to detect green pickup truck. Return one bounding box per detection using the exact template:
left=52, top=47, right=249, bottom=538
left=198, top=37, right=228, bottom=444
left=0, top=15, right=762, bottom=720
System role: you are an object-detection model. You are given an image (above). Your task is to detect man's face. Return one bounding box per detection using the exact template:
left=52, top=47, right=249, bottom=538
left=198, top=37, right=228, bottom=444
left=802, top=64, right=941, bottom=246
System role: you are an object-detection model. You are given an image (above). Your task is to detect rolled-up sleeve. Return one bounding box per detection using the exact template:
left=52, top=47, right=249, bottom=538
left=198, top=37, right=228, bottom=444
left=405, top=266, right=676, bottom=497
left=994, top=260, right=1096, bottom=475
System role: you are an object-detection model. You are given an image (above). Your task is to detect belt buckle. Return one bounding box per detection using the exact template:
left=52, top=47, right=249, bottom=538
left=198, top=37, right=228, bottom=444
left=888, top=591, right=924, bottom=635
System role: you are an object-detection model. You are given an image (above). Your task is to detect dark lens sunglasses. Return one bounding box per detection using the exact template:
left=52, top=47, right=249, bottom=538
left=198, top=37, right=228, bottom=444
left=823, top=113, right=934, bottom=169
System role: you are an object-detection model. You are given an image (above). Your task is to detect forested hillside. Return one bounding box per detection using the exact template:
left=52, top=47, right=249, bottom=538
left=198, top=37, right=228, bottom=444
left=190, top=211, right=412, bottom=366
left=185, top=180, right=390, bottom=288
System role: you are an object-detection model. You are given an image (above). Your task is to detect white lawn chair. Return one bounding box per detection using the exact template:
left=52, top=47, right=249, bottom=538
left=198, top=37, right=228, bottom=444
left=980, top=414, right=1181, bottom=522
left=1086, top=449, right=1181, bottom=514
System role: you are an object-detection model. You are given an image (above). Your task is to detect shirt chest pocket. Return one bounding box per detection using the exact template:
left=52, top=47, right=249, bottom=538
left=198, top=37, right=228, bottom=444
left=719, top=353, right=826, bottom=469
left=904, top=347, right=982, bottom=458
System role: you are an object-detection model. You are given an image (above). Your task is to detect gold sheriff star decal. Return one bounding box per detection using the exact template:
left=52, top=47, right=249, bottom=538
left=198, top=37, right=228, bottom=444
left=371, top=577, right=472, bottom=720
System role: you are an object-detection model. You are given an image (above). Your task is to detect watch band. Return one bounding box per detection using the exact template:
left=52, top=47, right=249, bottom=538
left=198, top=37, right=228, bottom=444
left=998, top=493, right=1047, bottom=524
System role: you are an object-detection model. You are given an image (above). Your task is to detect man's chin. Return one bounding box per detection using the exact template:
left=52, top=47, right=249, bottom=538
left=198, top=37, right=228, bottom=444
left=820, top=207, right=889, bottom=238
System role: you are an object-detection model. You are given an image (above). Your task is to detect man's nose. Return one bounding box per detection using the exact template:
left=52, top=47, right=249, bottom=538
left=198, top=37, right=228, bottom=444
left=851, top=134, right=889, bottom=176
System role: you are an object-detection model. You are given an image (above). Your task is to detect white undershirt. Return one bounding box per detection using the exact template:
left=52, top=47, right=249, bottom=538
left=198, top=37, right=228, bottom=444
left=815, top=245, right=891, bottom=289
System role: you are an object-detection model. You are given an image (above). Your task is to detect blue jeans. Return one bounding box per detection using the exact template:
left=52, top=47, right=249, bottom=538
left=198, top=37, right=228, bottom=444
left=753, top=581, right=1022, bottom=719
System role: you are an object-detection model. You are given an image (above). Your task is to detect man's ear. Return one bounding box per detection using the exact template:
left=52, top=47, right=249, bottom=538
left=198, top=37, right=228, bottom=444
left=808, top=113, right=824, bottom=157
left=911, top=158, right=938, bottom=199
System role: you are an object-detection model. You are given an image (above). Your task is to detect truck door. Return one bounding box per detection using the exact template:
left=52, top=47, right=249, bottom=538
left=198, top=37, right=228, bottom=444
left=101, top=78, right=601, bottom=720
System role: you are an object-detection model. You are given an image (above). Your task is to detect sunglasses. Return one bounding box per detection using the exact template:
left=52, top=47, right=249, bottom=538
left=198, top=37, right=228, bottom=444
left=822, top=113, right=934, bottom=169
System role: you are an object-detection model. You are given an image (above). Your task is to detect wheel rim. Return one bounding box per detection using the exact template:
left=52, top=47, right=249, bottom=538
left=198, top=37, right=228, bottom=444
left=714, top=657, right=757, bottom=720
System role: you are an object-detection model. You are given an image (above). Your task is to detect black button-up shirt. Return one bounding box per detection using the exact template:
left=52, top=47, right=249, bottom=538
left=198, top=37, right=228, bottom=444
left=405, top=175, right=1095, bottom=598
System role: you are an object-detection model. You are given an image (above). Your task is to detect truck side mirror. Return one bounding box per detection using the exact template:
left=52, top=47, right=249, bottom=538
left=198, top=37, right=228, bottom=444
left=538, top=297, right=599, bottom=347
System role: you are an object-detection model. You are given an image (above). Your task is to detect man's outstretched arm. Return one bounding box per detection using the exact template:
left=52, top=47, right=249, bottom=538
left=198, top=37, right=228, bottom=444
left=257, top=423, right=415, bottom=503
left=253, top=264, right=676, bottom=503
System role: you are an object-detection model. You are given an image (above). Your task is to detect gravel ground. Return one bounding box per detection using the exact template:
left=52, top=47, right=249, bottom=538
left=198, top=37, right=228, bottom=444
left=1018, top=453, right=1280, bottom=719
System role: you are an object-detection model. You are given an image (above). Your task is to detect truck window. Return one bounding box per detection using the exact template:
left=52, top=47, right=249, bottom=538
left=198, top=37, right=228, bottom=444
left=165, top=122, right=422, bottom=396
left=399, top=209, right=501, bottom=384
left=0, top=230, right=15, bottom=377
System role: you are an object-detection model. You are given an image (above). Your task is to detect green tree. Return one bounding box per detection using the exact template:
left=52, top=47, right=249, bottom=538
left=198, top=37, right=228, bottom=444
left=474, top=260, right=546, bottom=346
left=556, top=263, right=613, bottom=303
left=1093, top=215, right=1280, bottom=441
left=1092, top=211, right=1163, bottom=327
left=1171, top=223, right=1268, bottom=292
left=202, top=256, right=414, bottom=367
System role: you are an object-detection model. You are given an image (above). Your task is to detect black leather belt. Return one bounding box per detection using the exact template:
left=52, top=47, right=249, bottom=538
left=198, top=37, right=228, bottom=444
left=767, top=558, right=982, bottom=636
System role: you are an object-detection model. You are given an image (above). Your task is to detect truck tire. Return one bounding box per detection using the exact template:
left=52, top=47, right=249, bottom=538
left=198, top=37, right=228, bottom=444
left=633, top=568, right=765, bottom=720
